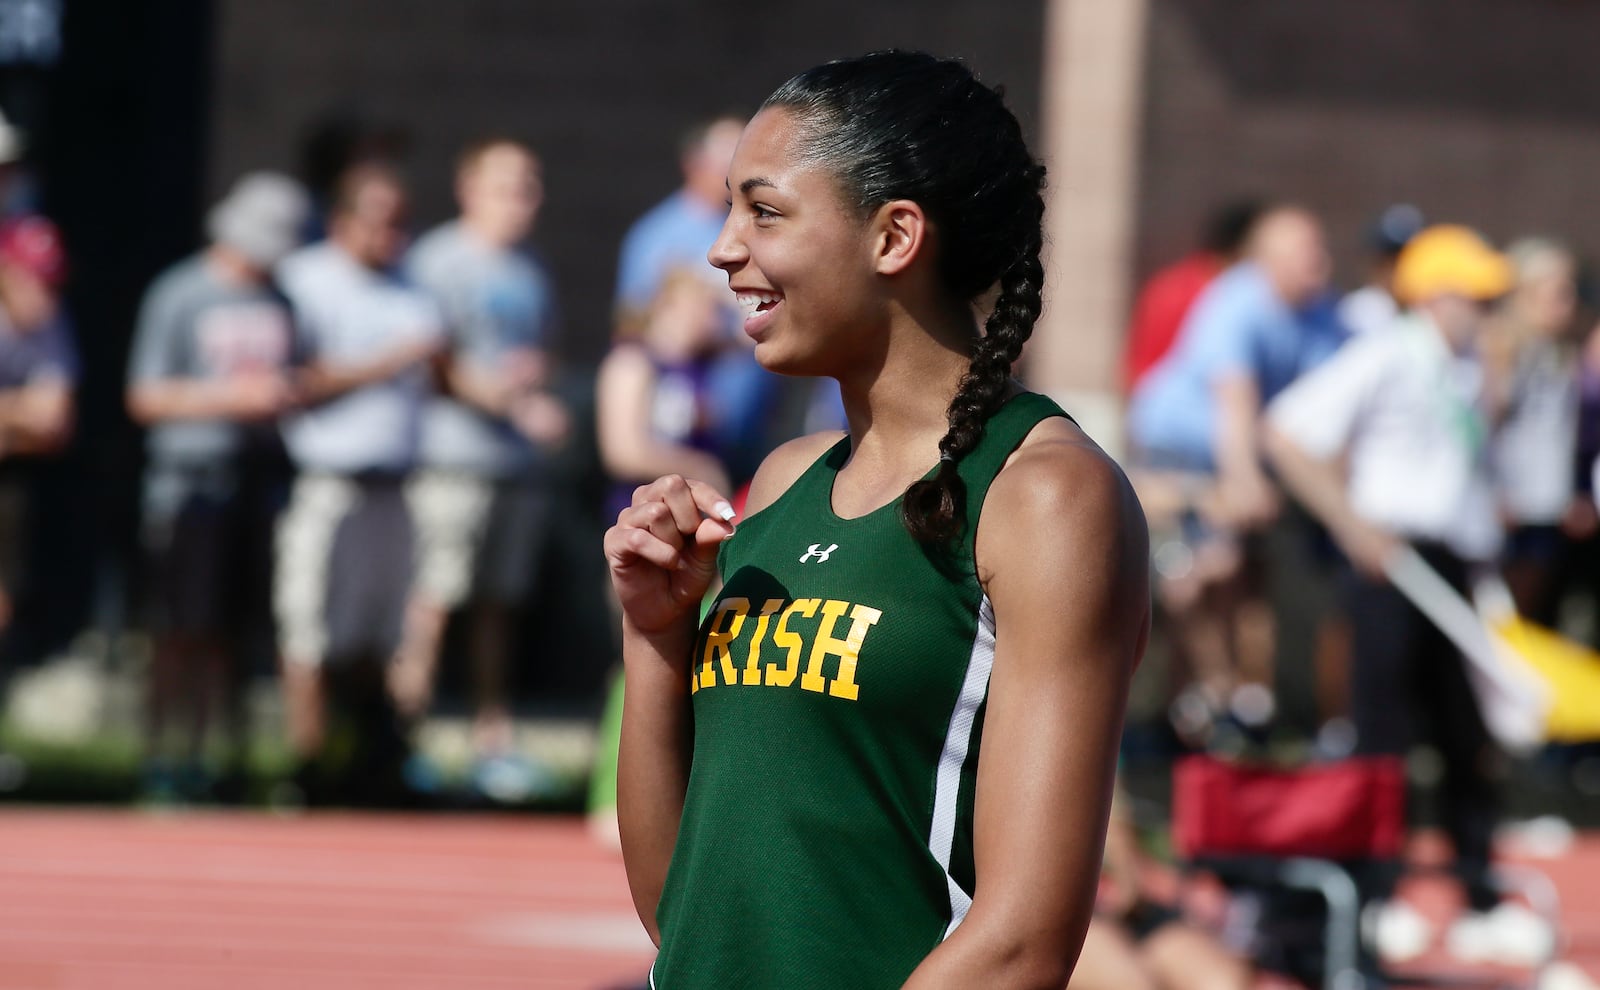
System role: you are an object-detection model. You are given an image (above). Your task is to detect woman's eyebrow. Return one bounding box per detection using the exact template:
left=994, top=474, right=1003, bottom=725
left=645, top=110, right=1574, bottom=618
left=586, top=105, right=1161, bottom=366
left=739, top=177, right=776, bottom=195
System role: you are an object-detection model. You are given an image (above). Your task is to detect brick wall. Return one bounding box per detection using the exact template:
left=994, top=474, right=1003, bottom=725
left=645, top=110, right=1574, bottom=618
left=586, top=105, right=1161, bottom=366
left=1137, top=0, right=1600, bottom=291
left=211, top=1, right=1046, bottom=365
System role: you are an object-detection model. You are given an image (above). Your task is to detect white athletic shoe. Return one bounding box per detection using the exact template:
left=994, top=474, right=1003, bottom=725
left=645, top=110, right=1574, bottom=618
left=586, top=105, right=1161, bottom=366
left=1540, top=961, right=1600, bottom=990
left=1445, top=902, right=1557, bottom=968
left=1363, top=898, right=1434, bottom=963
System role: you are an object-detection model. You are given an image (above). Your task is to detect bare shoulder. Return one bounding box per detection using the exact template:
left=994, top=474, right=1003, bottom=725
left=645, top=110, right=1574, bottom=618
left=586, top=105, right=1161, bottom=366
left=597, top=341, right=651, bottom=383
left=741, top=430, right=849, bottom=518
left=976, top=416, right=1149, bottom=588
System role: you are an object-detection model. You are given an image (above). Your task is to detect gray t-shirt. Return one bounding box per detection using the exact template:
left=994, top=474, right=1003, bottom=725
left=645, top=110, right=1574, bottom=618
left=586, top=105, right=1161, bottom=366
left=128, top=254, right=297, bottom=468
left=277, top=242, right=443, bottom=474
left=406, top=221, right=558, bottom=478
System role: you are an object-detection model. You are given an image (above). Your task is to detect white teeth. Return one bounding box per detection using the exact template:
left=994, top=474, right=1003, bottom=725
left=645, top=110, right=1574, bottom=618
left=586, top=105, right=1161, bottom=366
left=735, top=291, right=782, bottom=318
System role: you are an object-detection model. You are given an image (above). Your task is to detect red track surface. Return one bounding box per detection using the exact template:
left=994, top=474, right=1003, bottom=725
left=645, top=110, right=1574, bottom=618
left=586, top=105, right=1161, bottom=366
left=0, top=809, right=1596, bottom=989
left=0, top=811, right=653, bottom=990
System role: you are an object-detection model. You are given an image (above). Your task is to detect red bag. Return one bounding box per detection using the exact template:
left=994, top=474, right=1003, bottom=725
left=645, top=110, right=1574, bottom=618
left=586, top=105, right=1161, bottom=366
left=1172, top=755, right=1407, bottom=861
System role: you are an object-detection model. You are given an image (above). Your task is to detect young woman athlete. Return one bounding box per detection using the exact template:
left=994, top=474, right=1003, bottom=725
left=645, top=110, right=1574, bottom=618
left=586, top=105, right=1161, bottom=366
left=603, top=51, right=1150, bottom=988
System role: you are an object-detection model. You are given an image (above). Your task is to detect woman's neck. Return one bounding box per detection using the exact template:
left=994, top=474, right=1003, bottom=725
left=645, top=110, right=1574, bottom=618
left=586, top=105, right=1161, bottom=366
left=837, top=301, right=976, bottom=472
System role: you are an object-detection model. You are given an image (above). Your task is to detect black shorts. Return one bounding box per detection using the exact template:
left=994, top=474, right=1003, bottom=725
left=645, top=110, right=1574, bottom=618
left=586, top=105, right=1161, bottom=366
left=475, top=480, right=551, bottom=604
left=141, top=466, right=284, bottom=640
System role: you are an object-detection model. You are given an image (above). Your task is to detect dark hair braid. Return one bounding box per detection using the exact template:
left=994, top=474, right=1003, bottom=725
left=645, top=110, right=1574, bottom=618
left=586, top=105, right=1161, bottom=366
left=902, top=191, right=1045, bottom=544
left=764, top=50, right=1048, bottom=546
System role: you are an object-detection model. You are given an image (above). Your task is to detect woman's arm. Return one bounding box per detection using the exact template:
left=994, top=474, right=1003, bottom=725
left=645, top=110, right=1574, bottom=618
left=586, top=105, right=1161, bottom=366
left=1261, top=423, right=1397, bottom=579
left=607, top=474, right=735, bottom=943
left=293, top=335, right=442, bottom=407
left=1211, top=373, right=1278, bottom=527
left=127, top=374, right=294, bottom=425
left=596, top=345, right=731, bottom=494
left=607, top=431, right=845, bottom=942
left=0, top=380, right=72, bottom=455
left=615, top=611, right=698, bottom=945
left=903, top=424, right=1149, bottom=989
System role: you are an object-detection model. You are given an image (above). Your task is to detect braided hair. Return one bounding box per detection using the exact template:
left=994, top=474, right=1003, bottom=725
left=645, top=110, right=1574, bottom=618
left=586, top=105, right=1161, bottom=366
left=763, top=50, right=1047, bottom=546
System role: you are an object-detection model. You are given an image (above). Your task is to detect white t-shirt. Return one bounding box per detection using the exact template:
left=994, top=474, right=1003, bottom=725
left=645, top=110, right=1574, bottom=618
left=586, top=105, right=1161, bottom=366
left=1267, top=313, right=1501, bottom=562
left=1338, top=285, right=1399, bottom=337
left=1491, top=338, right=1578, bottom=525
left=278, top=242, right=444, bottom=474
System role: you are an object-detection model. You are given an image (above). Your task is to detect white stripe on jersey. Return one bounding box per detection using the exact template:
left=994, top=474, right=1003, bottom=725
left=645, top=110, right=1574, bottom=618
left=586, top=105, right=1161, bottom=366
left=929, top=592, right=996, bottom=938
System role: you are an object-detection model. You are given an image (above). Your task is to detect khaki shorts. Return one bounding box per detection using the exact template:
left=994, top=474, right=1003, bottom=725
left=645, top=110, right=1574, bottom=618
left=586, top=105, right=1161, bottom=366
left=405, top=469, right=494, bottom=610
left=275, top=473, right=415, bottom=667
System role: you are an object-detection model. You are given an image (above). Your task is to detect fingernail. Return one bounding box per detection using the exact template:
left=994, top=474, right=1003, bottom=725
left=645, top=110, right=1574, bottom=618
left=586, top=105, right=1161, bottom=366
left=714, top=502, right=736, bottom=522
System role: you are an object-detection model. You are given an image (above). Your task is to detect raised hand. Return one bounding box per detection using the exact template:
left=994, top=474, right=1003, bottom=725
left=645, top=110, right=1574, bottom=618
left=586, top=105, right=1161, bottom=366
left=604, top=475, right=736, bottom=637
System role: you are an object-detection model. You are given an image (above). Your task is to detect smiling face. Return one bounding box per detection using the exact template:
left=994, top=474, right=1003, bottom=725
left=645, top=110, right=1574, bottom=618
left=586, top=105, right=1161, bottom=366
left=459, top=143, right=542, bottom=247
left=331, top=171, right=409, bottom=271
left=708, top=109, right=890, bottom=378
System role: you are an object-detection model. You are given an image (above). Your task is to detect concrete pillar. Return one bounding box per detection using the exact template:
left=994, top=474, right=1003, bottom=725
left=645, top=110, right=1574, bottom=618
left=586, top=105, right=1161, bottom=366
left=1031, top=0, right=1149, bottom=458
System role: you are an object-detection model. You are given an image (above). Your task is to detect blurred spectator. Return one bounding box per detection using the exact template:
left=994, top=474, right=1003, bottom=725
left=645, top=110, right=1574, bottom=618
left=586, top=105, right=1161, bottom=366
left=1072, top=785, right=1253, bottom=990
left=1126, top=206, right=1345, bottom=734
left=0, top=214, right=73, bottom=638
left=613, top=116, right=744, bottom=334
left=597, top=267, right=733, bottom=503
left=1265, top=226, right=1554, bottom=967
left=1339, top=203, right=1425, bottom=337
left=401, top=137, right=570, bottom=799
left=1483, top=239, right=1587, bottom=625
left=588, top=268, right=737, bottom=844
left=1573, top=318, right=1600, bottom=647
left=125, top=173, right=309, bottom=801
left=614, top=114, right=793, bottom=487
left=273, top=163, right=444, bottom=787
left=1123, top=200, right=1261, bottom=393
left=0, top=109, right=36, bottom=219
left=296, top=111, right=411, bottom=242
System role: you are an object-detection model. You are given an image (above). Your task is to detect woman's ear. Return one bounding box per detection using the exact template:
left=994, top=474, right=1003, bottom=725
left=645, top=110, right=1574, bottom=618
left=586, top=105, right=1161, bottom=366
left=872, top=199, right=928, bottom=277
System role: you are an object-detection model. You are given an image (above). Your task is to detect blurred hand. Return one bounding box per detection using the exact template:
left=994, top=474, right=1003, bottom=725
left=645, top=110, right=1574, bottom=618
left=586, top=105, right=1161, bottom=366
left=500, top=349, right=548, bottom=393
left=1214, top=471, right=1280, bottom=529
left=386, top=655, right=433, bottom=719
left=228, top=370, right=297, bottom=420
left=1336, top=519, right=1403, bottom=580
left=1562, top=495, right=1599, bottom=540
left=402, top=334, right=449, bottom=368
left=509, top=390, right=571, bottom=447
left=604, top=475, right=735, bottom=637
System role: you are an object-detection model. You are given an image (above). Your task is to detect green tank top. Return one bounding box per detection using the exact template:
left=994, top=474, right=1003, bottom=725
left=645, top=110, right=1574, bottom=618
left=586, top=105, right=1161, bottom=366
left=651, top=392, right=1069, bottom=989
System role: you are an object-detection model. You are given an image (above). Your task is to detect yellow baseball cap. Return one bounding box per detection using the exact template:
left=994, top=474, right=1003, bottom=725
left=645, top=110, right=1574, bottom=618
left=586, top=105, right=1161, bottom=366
left=1393, top=225, right=1513, bottom=305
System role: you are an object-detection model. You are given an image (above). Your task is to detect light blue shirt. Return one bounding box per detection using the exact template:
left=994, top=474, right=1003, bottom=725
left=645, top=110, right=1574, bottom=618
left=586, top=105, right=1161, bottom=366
left=1127, top=263, right=1348, bottom=470
left=614, top=190, right=728, bottom=313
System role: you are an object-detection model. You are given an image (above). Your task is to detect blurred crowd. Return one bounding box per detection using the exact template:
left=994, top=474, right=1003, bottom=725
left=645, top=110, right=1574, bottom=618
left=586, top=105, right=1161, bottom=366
left=0, top=111, right=842, bottom=806
left=0, top=96, right=1597, bottom=983
left=1124, top=200, right=1600, bottom=752
left=1117, top=200, right=1600, bottom=979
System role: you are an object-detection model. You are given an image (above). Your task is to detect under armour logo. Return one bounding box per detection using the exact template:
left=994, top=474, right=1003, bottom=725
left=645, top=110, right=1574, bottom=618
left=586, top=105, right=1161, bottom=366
left=799, top=543, right=839, bottom=564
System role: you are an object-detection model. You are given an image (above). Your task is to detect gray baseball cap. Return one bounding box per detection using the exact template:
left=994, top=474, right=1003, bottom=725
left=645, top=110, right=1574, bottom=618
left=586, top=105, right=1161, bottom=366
left=207, top=172, right=310, bottom=269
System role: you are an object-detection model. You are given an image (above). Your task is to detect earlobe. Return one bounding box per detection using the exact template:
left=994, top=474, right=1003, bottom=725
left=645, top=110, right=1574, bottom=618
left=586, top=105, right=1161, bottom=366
left=875, top=200, right=927, bottom=276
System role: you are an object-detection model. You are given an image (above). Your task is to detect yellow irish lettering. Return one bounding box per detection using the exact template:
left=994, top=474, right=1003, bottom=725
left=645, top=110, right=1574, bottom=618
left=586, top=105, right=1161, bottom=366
left=802, top=600, right=882, bottom=700
left=766, top=598, right=819, bottom=687
left=826, top=603, right=881, bottom=700
left=699, top=598, right=749, bottom=690
left=800, top=600, right=849, bottom=693
left=742, top=599, right=784, bottom=685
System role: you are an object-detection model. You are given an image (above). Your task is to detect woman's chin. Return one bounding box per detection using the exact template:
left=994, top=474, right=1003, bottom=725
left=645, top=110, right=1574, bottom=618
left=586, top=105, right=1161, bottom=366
left=751, top=341, right=805, bottom=376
